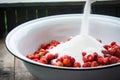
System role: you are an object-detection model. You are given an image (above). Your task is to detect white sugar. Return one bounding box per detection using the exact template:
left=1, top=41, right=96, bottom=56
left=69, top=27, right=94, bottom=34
left=49, top=0, right=104, bottom=65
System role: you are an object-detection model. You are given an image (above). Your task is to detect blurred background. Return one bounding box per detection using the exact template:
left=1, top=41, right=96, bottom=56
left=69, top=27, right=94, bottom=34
left=0, top=0, right=120, bottom=38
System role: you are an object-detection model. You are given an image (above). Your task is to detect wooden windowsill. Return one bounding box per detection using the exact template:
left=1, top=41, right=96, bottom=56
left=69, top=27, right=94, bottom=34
left=0, top=0, right=120, bottom=7
left=0, top=0, right=117, bottom=3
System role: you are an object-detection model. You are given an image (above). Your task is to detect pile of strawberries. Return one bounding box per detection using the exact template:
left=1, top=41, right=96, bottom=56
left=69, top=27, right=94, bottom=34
left=26, top=38, right=120, bottom=68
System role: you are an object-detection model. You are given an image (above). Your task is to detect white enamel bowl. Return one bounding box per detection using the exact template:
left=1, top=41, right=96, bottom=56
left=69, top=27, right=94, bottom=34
left=6, top=14, right=120, bottom=80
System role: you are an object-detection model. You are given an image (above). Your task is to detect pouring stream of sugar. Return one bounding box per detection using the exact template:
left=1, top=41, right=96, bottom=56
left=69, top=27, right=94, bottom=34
left=49, top=0, right=104, bottom=65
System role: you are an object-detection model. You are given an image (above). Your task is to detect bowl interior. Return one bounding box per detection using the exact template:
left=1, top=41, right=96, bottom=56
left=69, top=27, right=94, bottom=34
left=6, top=14, right=120, bottom=67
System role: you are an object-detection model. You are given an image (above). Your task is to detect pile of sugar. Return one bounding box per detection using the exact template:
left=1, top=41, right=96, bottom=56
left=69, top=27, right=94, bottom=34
left=49, top=35, right=104, bottom=65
